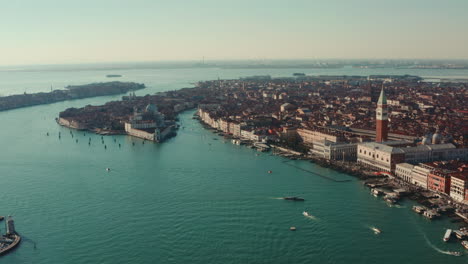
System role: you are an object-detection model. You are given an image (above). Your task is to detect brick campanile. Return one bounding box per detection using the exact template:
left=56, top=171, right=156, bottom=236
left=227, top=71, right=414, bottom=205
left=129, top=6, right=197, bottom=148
left=376, top=88, right=388, bottom=142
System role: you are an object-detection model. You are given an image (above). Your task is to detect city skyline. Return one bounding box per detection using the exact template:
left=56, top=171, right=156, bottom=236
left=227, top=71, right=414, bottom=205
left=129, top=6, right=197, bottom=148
left=1, top=0, right=468, bottom=65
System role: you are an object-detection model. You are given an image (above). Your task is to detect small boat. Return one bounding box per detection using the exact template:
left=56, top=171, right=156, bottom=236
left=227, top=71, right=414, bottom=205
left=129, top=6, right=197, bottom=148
left=371, top=227, right=381, bottom=234
left=283, top=197, right=305, bottom=201
left=462, top=241, right=468, bottom=250
left=302, top=211, right=310, bottom=217
left=412, top=206, right=426, bottom=214
left=0, top=216, right=4, bottom=221
left=268, top=170, right=272, bottom=174
left=106, top=168, right=111, bottom=172
left=423, top=210, right=439, bottom=220
left=447, top=251, right=462, bottom=256
left=454, top=230, right=466, bottom=239
left=371, top=188, right=382, bottom=196
left=290, top=226, right=296, bottom=231
left=443, top=229, right=452, bottom=242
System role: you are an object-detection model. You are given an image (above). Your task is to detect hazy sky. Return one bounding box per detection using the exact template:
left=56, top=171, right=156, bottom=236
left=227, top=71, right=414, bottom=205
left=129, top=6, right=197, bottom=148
left=1, top=0, right=468, bottom=65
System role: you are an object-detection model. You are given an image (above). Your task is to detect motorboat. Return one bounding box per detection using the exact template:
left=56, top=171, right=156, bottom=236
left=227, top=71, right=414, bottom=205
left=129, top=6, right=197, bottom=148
left=283, top=197, right=305, bottom=201
left=462, top=241, right=468, bottom=250
left=371, top=227, right=381, bottom=234
left=443, top=229, right=452, bottom=242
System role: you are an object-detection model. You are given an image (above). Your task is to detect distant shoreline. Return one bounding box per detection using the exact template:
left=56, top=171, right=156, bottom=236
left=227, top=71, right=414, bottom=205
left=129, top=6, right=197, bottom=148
left=0, top=81, right=145, bottom=112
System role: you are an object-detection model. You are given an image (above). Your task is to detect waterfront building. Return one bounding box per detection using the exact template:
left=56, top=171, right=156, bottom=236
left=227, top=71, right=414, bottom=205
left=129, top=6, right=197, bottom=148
left=219, top=119, right=230, bottom=134
left=410, top=164, right=432, bottom=189
left=240, top=129, right=263, bottom=142
left=229, top=121, right=241, bottom=138
left=124, top=104, right=171, bottom=142
left=312, top=140, right=357, bottom=161
left=427, top=169, right=451, bottom=195
left=357, top=142, right=405, bottom=172
left=395, top=163, right=414, bottom=182
left=375, top=88, right=389, bottom=142
left=450, top=171, right=468, bottom=202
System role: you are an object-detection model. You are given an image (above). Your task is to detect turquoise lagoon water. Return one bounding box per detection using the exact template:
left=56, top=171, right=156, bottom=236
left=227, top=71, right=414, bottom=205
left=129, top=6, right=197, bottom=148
left=0, top=66, right=467, bottom=263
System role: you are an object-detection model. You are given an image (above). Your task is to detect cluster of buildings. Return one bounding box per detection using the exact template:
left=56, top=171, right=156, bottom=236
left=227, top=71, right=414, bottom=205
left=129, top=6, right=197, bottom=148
left=58, top=89, right=195, bottom=142
left=195, top=75, right=468, bottom=203
left=395, top=161, right=467, bottom=202
left=124, top=104, right=175, bottom=142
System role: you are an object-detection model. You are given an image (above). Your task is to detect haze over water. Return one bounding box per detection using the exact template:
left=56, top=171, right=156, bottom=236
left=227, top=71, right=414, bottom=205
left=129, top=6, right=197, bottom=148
left=0, top=65, right=467, bottom=263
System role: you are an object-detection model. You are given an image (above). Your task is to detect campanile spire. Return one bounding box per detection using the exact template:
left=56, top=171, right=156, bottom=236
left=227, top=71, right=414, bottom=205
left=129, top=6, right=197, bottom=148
left=376, top=87, right=388, bottom=142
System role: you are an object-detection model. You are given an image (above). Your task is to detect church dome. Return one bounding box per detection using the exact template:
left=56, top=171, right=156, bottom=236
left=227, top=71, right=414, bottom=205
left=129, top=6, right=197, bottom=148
left=432, top=132, right=442, bottom=144
left=421, top=135, right=431, bottom=145
left=145, top=104, right=158, bottom=113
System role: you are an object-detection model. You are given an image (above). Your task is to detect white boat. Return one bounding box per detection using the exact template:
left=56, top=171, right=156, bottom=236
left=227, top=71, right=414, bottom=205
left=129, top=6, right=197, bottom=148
left=462, top=241, right=468, bottom=250
left=447, top=251, right=462, bottom=256
left=371, top=227, right=381, bottom=234
left=412, top=206, right=425, bottom=214
left=106, top=168, right=111, bottom=172
left=443, top=229, right=452, bottom=242
left=302, top=211, right=309, bottom=217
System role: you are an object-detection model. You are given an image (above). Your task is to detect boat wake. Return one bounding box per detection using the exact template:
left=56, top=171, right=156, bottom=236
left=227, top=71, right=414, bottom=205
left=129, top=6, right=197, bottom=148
left=386, top=204, right=406, bottom=209
left=303, top=213, right=318, bottom=221
left=422, top=232, right=462, bottom=257
left=302, top=211, right=319, bottom=220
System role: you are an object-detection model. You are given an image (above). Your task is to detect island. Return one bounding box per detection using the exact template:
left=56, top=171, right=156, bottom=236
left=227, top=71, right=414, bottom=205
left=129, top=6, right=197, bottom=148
left=0, top=81, right=145, bottom=111
left=57, top=89, right=197, bottom=141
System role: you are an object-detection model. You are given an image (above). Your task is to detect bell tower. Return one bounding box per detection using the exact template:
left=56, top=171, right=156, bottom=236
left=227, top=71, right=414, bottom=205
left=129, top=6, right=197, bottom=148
left=376, top=87, right=388, bottom=142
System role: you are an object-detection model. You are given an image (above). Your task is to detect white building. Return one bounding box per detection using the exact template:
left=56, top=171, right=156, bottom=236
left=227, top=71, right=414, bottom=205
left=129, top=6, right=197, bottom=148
left=395, top=163, right=414, bottom=183
left=312, top=140, right=357, bottom=161
left=450, top=173, right=468, bottom=202
left=357, top=142, right=406, bottom=173
left=402, top=143, right=467, bottom=163
left=229, top=122, right=242, bottom=138
left=410, top=165, right=431, bottom=189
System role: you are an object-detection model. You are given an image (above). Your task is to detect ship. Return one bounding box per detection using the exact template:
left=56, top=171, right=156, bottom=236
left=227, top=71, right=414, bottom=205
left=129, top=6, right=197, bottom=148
left=371, top=188, right=383, bottom=197
left=106, top=74, right=122, bottom=78
left=0, top=216, right=21, bottom=255
left=302, top=211, right=310, bottom=217
left=283, top=197, right=305, bottom=201
left=462, top=241, right=468, bottom=250
left=412, top=206, right=425, bottom=214
left=423, top=210, right=440, bottom=220
left=443, top=229, right=452, bottom=242
left=371, top=227, right=381, bottom=234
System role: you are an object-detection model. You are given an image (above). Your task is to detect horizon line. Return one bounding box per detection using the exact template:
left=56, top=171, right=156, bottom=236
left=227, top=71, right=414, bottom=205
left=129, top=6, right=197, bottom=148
left=2, top=57, right=468, bottom=68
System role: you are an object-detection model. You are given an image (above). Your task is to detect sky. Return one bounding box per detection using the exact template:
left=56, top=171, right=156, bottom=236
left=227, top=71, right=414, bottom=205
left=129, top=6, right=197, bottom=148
left=1, top=0, right=468, bottom=65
